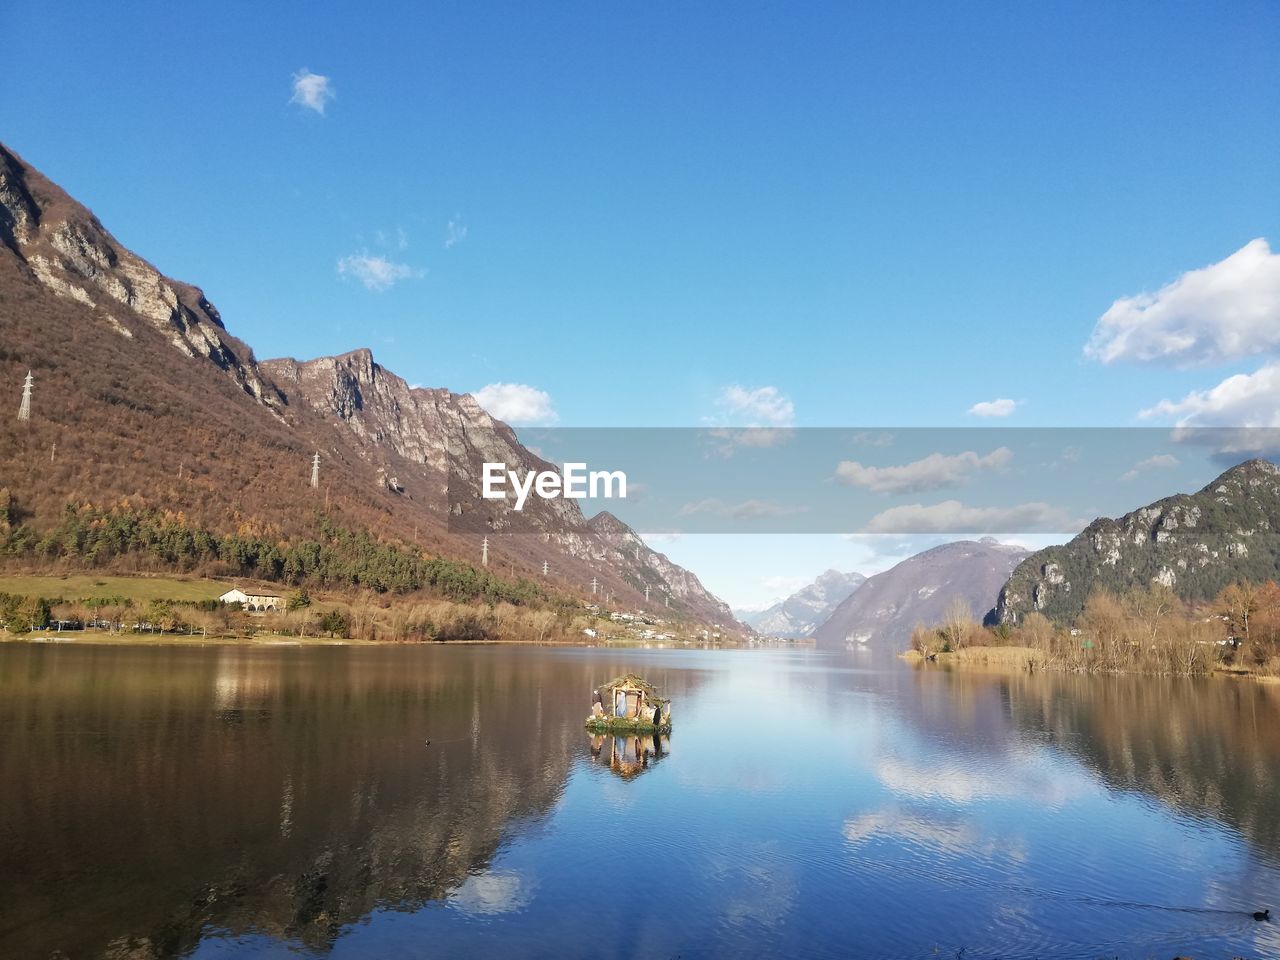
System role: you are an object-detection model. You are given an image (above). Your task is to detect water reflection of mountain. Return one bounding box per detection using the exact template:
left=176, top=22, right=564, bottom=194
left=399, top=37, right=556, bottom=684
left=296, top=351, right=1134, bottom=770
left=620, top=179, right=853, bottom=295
left=0, top=645, right=700, bottom=958
left=873, top=661, right=1280, bottom=863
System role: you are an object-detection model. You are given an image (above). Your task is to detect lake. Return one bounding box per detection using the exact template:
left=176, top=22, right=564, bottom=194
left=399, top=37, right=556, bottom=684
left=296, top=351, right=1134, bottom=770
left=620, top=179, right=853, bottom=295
left=0, top=643, right=1277, bottom=959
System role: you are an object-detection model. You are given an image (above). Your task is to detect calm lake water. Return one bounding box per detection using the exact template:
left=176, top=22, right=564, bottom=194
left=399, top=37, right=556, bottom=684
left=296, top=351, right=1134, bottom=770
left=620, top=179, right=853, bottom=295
left=1, top=644, right=1278, bottom=959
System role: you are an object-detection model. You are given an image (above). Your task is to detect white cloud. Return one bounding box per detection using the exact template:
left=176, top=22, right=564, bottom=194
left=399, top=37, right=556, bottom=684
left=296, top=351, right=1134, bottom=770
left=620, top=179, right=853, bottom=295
left=1085, top=238, right=1280, bottom=368
left=716, top=384, right=795, bottom=427
left=835, top=447, right=1012, bottom=495
left=337, top=253, right=418, bottom=292
left=290, top=69, right=334, bottom=115
left=967, top=398, right=1018, bottom=418
left=1120, top=453, right=1179, bottom=482
left=1139, top=360, right=1280, bottom=455
left=472, top=383, right=558, bottom=425
left=1141, top=359, right=1280, bottom=428
left=864, top=499, right=1075, bottom=534
left=445, top=218, right=468, bottom=249
left=679, top=498, right=808, bottom=520
left=703, top=426, right=794, bottom=458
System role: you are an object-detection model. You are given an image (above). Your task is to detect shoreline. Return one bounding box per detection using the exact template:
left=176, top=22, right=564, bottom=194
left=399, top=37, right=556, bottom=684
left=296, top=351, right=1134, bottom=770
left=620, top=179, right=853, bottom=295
left=899, top=645, right=1280, bottom=683
left=1, top=632, right=596, bottom=648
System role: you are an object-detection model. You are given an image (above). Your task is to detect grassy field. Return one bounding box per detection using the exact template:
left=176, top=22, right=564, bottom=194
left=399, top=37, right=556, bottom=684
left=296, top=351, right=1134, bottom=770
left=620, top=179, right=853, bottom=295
left=0, top=574, right=229, bottom=603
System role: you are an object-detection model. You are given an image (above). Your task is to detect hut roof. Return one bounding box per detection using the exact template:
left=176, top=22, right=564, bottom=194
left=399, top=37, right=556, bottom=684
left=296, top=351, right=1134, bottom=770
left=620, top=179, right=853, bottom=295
left=596, top=673, right=663, bottom=699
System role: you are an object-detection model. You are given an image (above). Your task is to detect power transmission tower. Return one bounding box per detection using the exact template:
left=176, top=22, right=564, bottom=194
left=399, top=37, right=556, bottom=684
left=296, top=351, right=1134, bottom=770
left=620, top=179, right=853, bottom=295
left=310, top=452, right=321, bottom=489
left=481, top=536, right=489, bottom=567
left=17, top=371, right=32, bottom=422
left=645, top=584, right=651, bottom=603
left=591, top=577, right=598, bottom=596
left=542, top=560, right=549, bottom=576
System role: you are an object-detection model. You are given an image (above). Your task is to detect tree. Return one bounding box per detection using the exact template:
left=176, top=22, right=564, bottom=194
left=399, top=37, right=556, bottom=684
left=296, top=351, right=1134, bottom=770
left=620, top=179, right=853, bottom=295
left=287, top=588, right=312, bottom=611
left=938, top=596, right=973, bottom=652
left=318, top=608, right=348, bottom=638
left=1218, top=581, right=1261, bottom=659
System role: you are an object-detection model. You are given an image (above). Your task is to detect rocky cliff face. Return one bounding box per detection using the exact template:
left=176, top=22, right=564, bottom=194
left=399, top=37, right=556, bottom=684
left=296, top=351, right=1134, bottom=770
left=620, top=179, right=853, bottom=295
left=738, top=569, right=866, bottom=637
left=0, top=144, right=280, bottom=407
left=258, top=350, right=736, bottom=624
left=812, top=539, right=1029, bottom=649
left=995, top=459, right=1280, bottom=625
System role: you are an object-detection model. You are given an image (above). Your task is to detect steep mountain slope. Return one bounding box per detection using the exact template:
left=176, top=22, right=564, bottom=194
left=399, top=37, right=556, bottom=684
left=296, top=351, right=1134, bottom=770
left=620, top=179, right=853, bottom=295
left=738, top=569, right=866, bottom=637
left=995, top=459, right=1280, bottom=625
left=586, top=511, right=735, bottom=622
left=0, top=141, right=735, bottom=626
left=812, top=539, right=1029, bottom=648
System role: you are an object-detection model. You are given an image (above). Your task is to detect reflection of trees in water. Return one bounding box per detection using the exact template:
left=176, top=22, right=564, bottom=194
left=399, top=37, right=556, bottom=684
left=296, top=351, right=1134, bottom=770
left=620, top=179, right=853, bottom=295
left=0, top=646, right=700, bottom=958
left=1001, top=672, right=1280, bottom=864
left=878, top=662, right=1280, bottom=864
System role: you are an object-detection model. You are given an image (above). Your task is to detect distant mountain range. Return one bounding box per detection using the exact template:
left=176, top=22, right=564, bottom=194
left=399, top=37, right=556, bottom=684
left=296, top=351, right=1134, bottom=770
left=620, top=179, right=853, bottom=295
left=996, top=459, right=1280, bottom=625
left=0, top=141, right=733, bottom=626
left=736, top=569, right=866, bottom=637
left=812, top=539, right=1029, bottom=648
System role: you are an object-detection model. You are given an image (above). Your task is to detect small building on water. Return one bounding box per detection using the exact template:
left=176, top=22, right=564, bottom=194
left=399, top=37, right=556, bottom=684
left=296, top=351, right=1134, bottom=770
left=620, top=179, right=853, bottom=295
left=586, top=674, right=672, bottom=733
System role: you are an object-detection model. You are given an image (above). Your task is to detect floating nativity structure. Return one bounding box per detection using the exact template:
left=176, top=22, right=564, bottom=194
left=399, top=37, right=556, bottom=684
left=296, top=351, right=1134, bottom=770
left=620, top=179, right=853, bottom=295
left=586, top=674, right=672, bottom=734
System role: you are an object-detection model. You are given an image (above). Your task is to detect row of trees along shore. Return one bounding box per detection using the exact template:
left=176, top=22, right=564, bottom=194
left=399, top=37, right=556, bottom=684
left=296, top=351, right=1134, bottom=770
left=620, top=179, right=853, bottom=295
left=911, top=581, right=1280, bottom=677
left=0, top=501, right=599, bottom=642
left=1, top=502, right=554, bottom=605
left=0, top=589, right=591, bottom=644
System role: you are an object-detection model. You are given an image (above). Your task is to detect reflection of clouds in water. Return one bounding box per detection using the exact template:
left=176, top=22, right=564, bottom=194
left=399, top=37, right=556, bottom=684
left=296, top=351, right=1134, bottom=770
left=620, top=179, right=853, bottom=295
left=448, top=869, right=533, bottom=917
left=706, top=839, right=797, bottom=930
left=875, top=754, right=1081, bottom=807
left=843, top=808, right=1026, bottom=863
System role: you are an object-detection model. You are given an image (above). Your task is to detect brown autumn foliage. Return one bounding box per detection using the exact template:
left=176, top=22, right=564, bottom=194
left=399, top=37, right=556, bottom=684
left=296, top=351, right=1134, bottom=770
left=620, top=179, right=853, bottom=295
left=910, top=582, right=1280, bottom=676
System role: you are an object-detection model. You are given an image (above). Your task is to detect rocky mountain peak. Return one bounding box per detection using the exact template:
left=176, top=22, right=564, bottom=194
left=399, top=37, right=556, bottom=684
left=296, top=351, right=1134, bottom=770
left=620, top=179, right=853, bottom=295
left=0, top=141, right=279, bottom=406
left=811, top=540, right=1028, bottom=648
left=995, top=458, right=1280, bottom=625
left=587, top=511, right=634, bottom=538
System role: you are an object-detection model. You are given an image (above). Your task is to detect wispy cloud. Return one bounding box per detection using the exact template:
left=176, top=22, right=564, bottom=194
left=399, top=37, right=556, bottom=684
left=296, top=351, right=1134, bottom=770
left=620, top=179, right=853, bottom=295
left=375, top=227, right=409, bottom=251
left=472, top=383, right=558, bottom=425
left=715, top=384, right=795, bottom=427
left=967, top=398, right=1018, bottom=418
left=290, top=69, right=334, bottom=115
left=1086, top=238, right=1280, bottom=368
left=864, top=499, right=1074, bottom=534
left=337, top=253, right=419, bottom=292
left=1120, top=453, right=1179, bottom=482
left=445, top=218, right=468, bottom=249
left=836, top=448, right=1012, bottom=495
left=679, top=498, right=809, bottom=520
left=851, top=431, right=895, bottom=447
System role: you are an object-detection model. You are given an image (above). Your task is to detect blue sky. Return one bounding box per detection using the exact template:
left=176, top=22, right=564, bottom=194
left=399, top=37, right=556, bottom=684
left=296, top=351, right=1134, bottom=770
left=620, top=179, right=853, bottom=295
left=4, top=2, right=1278, bottom=606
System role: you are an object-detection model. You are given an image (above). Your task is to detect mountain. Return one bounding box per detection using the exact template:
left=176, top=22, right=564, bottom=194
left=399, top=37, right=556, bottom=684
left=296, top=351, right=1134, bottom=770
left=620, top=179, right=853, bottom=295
left=995, top=459, right=1280, bottom=625
left=737, top=570, right=866, bottom=637
left=811, top=539, right=1029, bottom=649
left=0, top=141, right=735, bottom=627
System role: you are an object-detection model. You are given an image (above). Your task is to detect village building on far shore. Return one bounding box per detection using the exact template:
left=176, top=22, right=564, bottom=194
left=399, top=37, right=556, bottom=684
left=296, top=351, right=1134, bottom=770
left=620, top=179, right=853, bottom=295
left=218, top=588, right=284, bottom=612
